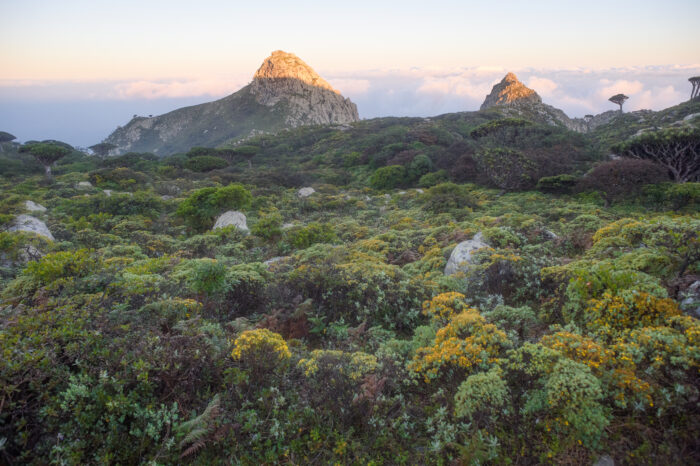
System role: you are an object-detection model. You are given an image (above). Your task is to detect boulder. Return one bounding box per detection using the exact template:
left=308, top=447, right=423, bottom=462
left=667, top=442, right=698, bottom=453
left=263, top=256, right=289, bottom=269
left=24, top=200, right=47, bottom=213
left=681, top=280, right=700, bottom=318
left=76, top=181, right=93, bottom=189
left=7, top=215, right=54, bottom=241
left=297, top=187, right=316, bottom=198
left=212, top=211, right=249, bottom=233
left=593, top=455, right=615, bottom=466
left=444, top=232, right=489, bottom=275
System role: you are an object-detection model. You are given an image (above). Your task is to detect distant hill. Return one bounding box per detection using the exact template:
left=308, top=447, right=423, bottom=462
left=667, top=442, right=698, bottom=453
left=102, top=51, right=359, bottom=156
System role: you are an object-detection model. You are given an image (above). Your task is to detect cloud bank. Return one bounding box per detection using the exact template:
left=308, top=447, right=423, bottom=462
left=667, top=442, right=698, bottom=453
left=1, top=64, right=698, bottom=146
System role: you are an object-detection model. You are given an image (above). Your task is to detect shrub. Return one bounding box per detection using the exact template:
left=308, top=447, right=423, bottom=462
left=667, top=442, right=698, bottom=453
left=409, top=307, right=509, bottom=383
left=422, top=182, right=477, bottom=213
left=643, top=182, right=700, bottom=210
left=251, top=208, right=283, bottom=240
left=612, top=127, right=700, bottom=182
left=586, top=291, right=681, bottom=336
left=231, top=329, right=291, bottom=380
left=407, top=154, right=433, bottom=181
left=286, top=222, right=336, bottom=249
left=536, top=174, right=578, bottom=194
left=473, top=148, right=536, bottom=190
left=454, top=367, right=509, bottom=421
left=418, top=169, right=448, bottom=188
left=176, top=184, right=252, bottom=232
left=577, top=158, right=669, bottom=204
left=470, top=118, right=533, bottom=139
left=184, top=155, right=228, bottom=172
left=369, top=165, right=406, bottom=190
left=24, top=249, right=95, bottom=285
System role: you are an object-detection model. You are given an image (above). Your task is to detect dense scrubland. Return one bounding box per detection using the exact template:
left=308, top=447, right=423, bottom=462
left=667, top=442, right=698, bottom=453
left=0, top=101, right=699, bottom=465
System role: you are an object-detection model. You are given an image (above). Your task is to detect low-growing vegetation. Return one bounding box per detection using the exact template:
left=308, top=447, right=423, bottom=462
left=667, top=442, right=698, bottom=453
left=0, top=101, right=698, bottom=465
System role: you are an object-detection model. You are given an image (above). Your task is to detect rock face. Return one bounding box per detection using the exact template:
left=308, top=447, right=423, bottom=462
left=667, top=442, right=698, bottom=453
left=102, top=51, right=359, bottom=156
left=7, top=215, right=54, bottom=241
left=24, top=200, right=47, bottom=213
left=444, top=232, right=489, bottom=275
left=297, top=187, right=316, bottom=198
left=251, top=51, right=358, bottom=127
left=212, top=211, right=249, bottom=233
left=481, top=73, right=542, bottom=110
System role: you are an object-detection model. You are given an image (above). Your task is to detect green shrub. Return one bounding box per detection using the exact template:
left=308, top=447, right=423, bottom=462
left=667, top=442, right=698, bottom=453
left=536, top=174, right=578, bottom=194
left=184, top=155, right=228, bottom=172
left=418, top=169, right=448, bottom=188
left=422, top=182, right=477, bottom=213
left=286, top=222, right=336, bottom=249
left=369, top=165, right=406, bottom=190
left=251, top=209, right=283, bottom=240
left=643, top=182, right=700, bottom=210
left=176, top=184, right=252, bottom=232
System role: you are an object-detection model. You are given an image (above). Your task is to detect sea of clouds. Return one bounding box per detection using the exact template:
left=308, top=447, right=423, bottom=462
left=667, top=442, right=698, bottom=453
left=1, top=64, right=698, bottom=146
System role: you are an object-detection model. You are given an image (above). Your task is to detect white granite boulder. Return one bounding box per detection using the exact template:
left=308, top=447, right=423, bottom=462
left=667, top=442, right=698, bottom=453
left=444, top=232, right=489, bottom=275
left=24, top=200, right=47, bottom=213
left=212, top=211, right=249, bottom=233
left=76, top=181, right=93, bottom=189
left=297, top=187, right=316, bottom=198
left=7, top=215, right=54, bottom=241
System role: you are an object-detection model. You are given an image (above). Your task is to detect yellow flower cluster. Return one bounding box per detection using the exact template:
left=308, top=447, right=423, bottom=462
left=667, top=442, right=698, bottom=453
left=410, top=306, right=508, bottom=382
left=541, top=331, right=651, bottom=406
left=422, top=292, right=469, bottom=323
left=297, top=349, right=378, bottom=381
left=587, top=291, right=681, bottom=333
left=231, top=328, right=291, bottom=363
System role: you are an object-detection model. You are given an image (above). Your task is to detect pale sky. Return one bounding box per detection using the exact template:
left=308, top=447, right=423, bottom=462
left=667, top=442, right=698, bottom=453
left=1, top=0, right=699, bottom=145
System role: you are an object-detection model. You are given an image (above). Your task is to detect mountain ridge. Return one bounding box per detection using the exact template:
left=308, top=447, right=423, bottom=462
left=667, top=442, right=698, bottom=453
left=103, top=51, right=359, bottom=156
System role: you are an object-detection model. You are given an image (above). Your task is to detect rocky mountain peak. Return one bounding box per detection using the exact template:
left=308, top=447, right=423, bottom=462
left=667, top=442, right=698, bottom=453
left=250, top=50, right=358, bottom=126
left=480, top=72, right=542, bottom=110
left=253, top=50, right=338, bottom=94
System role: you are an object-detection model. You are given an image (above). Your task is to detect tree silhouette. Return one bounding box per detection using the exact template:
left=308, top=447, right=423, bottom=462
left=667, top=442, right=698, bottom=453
left=19, top=142, right=71, bottom=180
left=690, top=76, right=700, bottom=100
left=613, top=127, right=700, bottom=182
left=232, top=145, right=260, bottom=170
left=608, top=94, right=629, bottom=113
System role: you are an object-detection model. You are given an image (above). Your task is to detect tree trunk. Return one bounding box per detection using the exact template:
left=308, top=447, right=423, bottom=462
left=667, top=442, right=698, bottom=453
left=44, top=164, right=53, bottom=181
left=247, top=159, right=252, bottom=170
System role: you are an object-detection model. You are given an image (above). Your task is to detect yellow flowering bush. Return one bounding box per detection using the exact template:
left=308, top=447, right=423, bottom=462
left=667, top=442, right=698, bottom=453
left=541, top=331, right=651, bottom=408
left=231, top=329, right=291, bottom=376
left=422, top=292, right=469, bottom=324
left=586, top=291, right=681, bottom=335
left=298, top=349, right=378, bottom=381
left=410, top=307, right=509, bottom=382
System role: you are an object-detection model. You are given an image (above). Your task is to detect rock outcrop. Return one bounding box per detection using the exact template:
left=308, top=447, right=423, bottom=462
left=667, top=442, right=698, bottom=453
left=212, top=211, right=249, bottom=233
left=480, top=73, right=619, bottom=133
left=7, top=215, right=54, bottom=241
left=102, top=51, right=359, bottom=156
left=24, top=200, right=47, bottom=213
left=480, top=73, right=542, bottom=110
left=444, top=232, right=489, bottom=275
left=297, top=187, right=316, bottom=198
left=251, top=51, right=358, bottom=127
